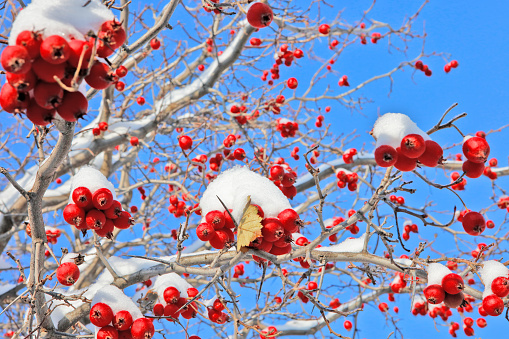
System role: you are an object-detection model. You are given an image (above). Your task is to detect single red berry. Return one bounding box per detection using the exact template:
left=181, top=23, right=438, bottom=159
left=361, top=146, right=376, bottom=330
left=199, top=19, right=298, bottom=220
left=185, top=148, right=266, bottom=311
left=1, top=45, right=31, bottom=74
left=476, top=318, right=487, bottom=328
left=423, top=284, right=446, bottom=304
left=482, top=294, right=504, bottom=316
left=72, top=187, right=93, bottom=210
left=34, top=82, right=63, bottom=109
left=374, top=145, right=398, bottom=167
left=163, top=286, right=180, bottom=304
left=40, top=35, right=70, bottom=64
left=56, top=262, right=80, bottom=286
left=213, top=298, right=225, bottom=312
left=179, top=135, right=193, bottom=150
left=15, top=30, right=43, bottom=59
left=450, top=60, right=459, bottom=68
left=63, top=203, right=86, bottom=227
left=131, top=318, right=155, bottom=339
left=97, top=325, right=118, bottom=339
left=344, top=320, right=352, bottom=331
left=261, top=218, right=284, bottom=242
left=318, top=24, right=330, bottom=35
left=85, top=62, right=116, bottom=90
left=443, top=291, right=464, bottom=308
left=461, top=211, right=486, bottom=236
left=400, top=134, right=426, bottom=158
left=277, top=208, right=303, bottom=233
left=205, top=210, right=226, bottom=229
left=92, top=188, right=114, bottom=210
left=86, top=209, right=106, bottom=230
left=462, top=160, right=485, bottom=178
left=113, top=211, right=134, bottom=229
left=417, top=140, right=443, bottom=167
left=6, top=69, right=37, bottom=92
left=150, top=38, right=161, bottom=50
left=247, top=2, right=273, bottom=28
left=115, top=81, right=125, bottom=91
left=113, top=310, right=133, bottom=331
left=442, top=273, right=464, bottom=294
left=491, top=276, right=509, bottom=298
left=463, top=136, right=490, bottom=164
left=67, top=39, right=93, bottom=69
left=116, top=66, right=128, bottom=78
left=57, top=91, right=88, bottom=122
left=136, top=96, right=145, bottom=105
left=287, top=77, right=298, bottom=89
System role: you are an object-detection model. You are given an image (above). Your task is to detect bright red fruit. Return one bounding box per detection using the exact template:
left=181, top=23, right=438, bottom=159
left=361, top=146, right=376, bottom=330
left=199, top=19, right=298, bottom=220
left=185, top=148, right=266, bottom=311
left=6, top=69, right=37, bottom=92
left=56, top=262, right=80, bottom=286
left=442, top=273, right=464, bottom=294
left=205, top=210, right=225, bottom=229
left=0, top=83, right=30, bottom=113
left=150, top=38, right=161, bottom=50
left=400, top=134, right=426, bottom=158
left=196, top=222, right=216, bottom=241
left=463, top=136, right=490, bottom=163
left=247, top=2, right=274, bottom=28
left=423, top=284, right=445, bottom=304
left=92, top=188, right=114, bottom=210
left=34, top=82, right=63, bottom=109
left=344, top=320, right=352, bottom=331
left=97, top=325, right=118, bottom=339
left=318, top=24, right=331, bottom=35
left=374, top=145, right=398, bottom=167
left=1, top=45, right=31, bottom=74
left=40, top=35, right=70, bottom=64
left=491, top=276, right=509, bottom=298
left=277, top=209, right=302, bottom=233
left=163, top=286, right=180, bottom=304
left=179, top=135, right=193, bottom=150
left=417, top=140, right=443, bottom=167
left=86, top=209, right=106, bottom=230
left=482, top=294, right=504, bottom=316
left=85, top=62, right=116, bottom=89
left=16, top=30, right=43, bottom=59
left=31, top=58, right=65, bottom=83
left=462, top=160, right=485, bottom=178
left=57, top=91, right=88, bottom=122
left=461, top=211, right=485, bottom=236
left=90, top=303, right=114, bottom=327
left=131, top=318, right=155, bottom=339
left=261, top=218, right=284, bottom=242
left=68, top=40, right=93, bottom=69
left=63, top=203, right=86, bottom=227
left=287, top=77, right=298, bottom=89
left=113, top=310, right=133, bottom=331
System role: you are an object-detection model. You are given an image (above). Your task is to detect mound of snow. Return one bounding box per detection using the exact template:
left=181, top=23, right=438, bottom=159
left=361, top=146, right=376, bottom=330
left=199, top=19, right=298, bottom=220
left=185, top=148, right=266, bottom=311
left=67, top=166, right=117, bottom=204
left=373, top=113, right=430, bottom=149
left=426, top=263, right=452, bottom=286
left=200, top=166, right=291, bottom=223
left=152, top=273, right=193, bottom=304
left=9, top=0, right=114, bottom=44
left=480, top=260, right=509, bottom=298
left=316, top=233, right=367, bottom=253
left=92, top=285, right=144, bottom=321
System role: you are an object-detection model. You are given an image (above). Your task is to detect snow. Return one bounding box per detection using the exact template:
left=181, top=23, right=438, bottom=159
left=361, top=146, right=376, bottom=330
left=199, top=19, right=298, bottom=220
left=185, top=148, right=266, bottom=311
left=372, top=113, right=431, bottom=149
left=316, top=233, right=367, bottom=253
left=0, top=283, right=16, bottom=296
left=394, top=258, right=413, bottom=266
left=0, top=165, right=37, bottom=212
left=92, top=285, right=144, bottom=320
left=9, top=0, right=114, bottom=44
left=152, top=273, right=193, bottom=304
left=480, top=260, right=509, bottom=298
left=426, top=263, right=451, bottom=286
left=199, top=166, right=291, bottom=223
left=67, top=166, right=117, bottom=204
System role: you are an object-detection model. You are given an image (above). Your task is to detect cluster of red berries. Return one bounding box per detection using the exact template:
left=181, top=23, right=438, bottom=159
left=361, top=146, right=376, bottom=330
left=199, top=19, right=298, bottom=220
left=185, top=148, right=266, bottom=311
left=470, top=243, right=489, bottom=259
left=207, top=298, right=230, bottom=324
left=414, top=60, right=432, bottom=76
left=168, top=194, right=189, bottom=218
left=450, top=171, right=467, bottom=190
left=460, top=135, right=491, bottom=178
left=297, top=281, right=318, bottom=303
left=233, top=263, right=245, bottom=278
left=230, top=104, right=251, bottom=125
left=482, top=276, right=508, bottom=317
left=342, top=148, right=357, bottom=164
left=263, top=94, right=285, bottom=114
left=260, top=326, right=278, bottom=339
left=269, top=165, right=298, bottom=199
left=375, top=134, right=443, bottom=171
left=275, top=118, right=299, bottom=138
left=390, top=271, right=409, bottom=293
left=402, top=222, right=418, bottom=241
left=90, top=303, right=154, bottom=339
left=26, top=223, right=61, bottom=244
left=63, top=186, right=134, bottom=239
left=444, top=60, right=459, bottom=73
left=483, top=158, right=498, bottom=180
left=315, top=114, right=324, bottom=128
left=448, top=316, right=487, bottom=337
left=0, top=20, right=127, bottom=125
left=56, top=260, right=81, bottom=286
left=338, top=75, right=349, bottom=87
left=424, top=272, right=465, bottom=310
left=335, top=170, right=358, bottom=191
left=389, top=195, right=405, bottom=205
left=198, top=206, right=303, bottom=259
left=153, top=286, right=199, bottom=322
left=260, top=44, right=303, bottom=84
left=92, top=121, right=109, bottom=136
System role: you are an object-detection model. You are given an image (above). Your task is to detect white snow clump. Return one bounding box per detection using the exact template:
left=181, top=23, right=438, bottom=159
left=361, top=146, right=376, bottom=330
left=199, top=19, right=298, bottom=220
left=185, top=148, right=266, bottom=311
left=480, top=260, right=509, bottom=298
left=316, top=233, right=367, bottom=253
left=373, top=113, right=430, bottom=149
left=9, top=0, right=114, bottom=44
left=67, top=166, right=117, bottom=204
left=426, top=263, right=452, bottom=286
left=200, top=166, right=291, bottom=223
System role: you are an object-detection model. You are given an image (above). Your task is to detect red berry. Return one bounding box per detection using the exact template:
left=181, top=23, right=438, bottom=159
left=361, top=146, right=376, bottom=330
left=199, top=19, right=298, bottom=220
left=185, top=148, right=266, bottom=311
left=85, top=62, right=116, bottom=90
left=443, top=291, right=464, bottom=308
left=115, top=81, right=125, bottom=91
left=1, top=45, right=31, bottom=74
left=130, top=137, right=139, bottom=146
left=318, top=24, right=330, bottom=35
left=31, top=58, right=66, bottom=83
left=482, top=294, right=504, bottom=316
left=261, top=218, right=284, bottom=242
left=131, top=318, right=154, bottom=339
left=0, top=83, right=30, bottom=113
left=196, top=222, right=216, bottom=241
left=450, top=60, right=459, bottom=68
left=179, top=135, right=193, bottom=150
left=90, top=302, right=114, bottom=327
left=287, top=77, right=298, bottom=89
left=277, top=208, right=302, bottom=233
left=233, top=148, right=246, bottom=161
left=461, top=211, right=486, bottom=236
left=213, top=298, right=225, bottom=312
left=206, top=210, right=226, bottom=229
left=97, top=325, right=118, bottom=339
left=491, top=276, right=509, bottom=298
left=63, top=203, right=86, bottom=227
left=394, top=147, right=417, bottom=171
left=16, top=30, right=43, bottom=59
left=6, top=69, right=37, bottom=92
left=259, top=326, right=277, bottom=339
left=417, top=140, right=443, bottom=167
left=92, top=188, right=114, bottom=210
left=40, top=35, right=70, bottom=64
left=72, top=187, right=93, bottom=210
left=400, top=134, right=426, bottom=158
left=56, top=262, right=80, bottom=286
left=463, top=136, right=490, bottom=164
left=209, top=228, right=234, bottom=249
left=116, top=66, right=128, bottom=78
left=136, top=96, right=145, bottom=105
left=442, top=273, right=464, bottom=294
left=34, top=82, right=63, bottom=109
left=113, top=310, right=133, bottom=331
left=374, top=145, right=398, bottom=167
left=247, top=2, right=274, bottom=28
left=476, top=318, right=487, bottom=328
left=113, top=211, right=134, bottom=229
left=150, top=38, right=161, bottom=50
left=57, top=91, right=88, bottom=122
left=423, top=284, right=445, bottom=304
left=163, top=286, right=180, bottom=304
left=344, top=320, right=352, bottom=331
left=462, top=160, right=485, bottom=178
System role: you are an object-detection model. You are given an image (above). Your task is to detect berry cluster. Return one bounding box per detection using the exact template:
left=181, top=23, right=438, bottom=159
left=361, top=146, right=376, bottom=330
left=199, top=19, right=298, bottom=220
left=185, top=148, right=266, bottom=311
left=375, top=133, right=443, bottom=170
left=63, top=186, right=134, bottom=238
left=297, top=281, right=318, bottom=303
left=335, top=170, right=358, bottom=191
left=338, top=75, right=349, bottom=87
left=260, top=326, right=278, bottom=339
left=168, top=194, right=188, bottom=218
left=0, top=19, right=127, bottom=125
left=92, top=121, right=109, bottom=136
left=207, top=298, right=230, bottom=324
left=269, top=165, right=298, bottom=199
left=482, top=278, right=508, bottom=317
left=275, top=118, right=299, bottom=138
left=26, top=223, right=61, bottom=244
left=342, top=148, right=357, bottom=164
left=450, top=171, right=467, bottom=190
left=461, top=136, right=491, bottom=178
left=152, top=286, right=199, bottom=321
left=197, top=206, right=303, bottom=259
left=90, top=303, right=154, bottom=339
left=444, top=60, right=459, bottom=73
left=401, top=221, right=418, bottom=241
left=424, top=270, right=465, bottom=310
left=483, top=158, right=498, bottom=180
left=414, top=60, right=432, bottom=76
left=233, top=263, right=245, bottom=278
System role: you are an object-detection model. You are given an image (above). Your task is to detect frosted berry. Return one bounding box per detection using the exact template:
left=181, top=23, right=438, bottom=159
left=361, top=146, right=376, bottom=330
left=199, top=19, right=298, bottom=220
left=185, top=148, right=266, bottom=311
left=163, top=286, right=180, bottom=304
left=247, top=2, right=273, bottom=28
left=56, top=262, right=80, bottom=286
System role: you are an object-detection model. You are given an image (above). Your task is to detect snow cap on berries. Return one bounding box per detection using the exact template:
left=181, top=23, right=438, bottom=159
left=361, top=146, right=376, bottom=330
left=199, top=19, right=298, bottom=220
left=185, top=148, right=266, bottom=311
left=373, top=113, right=430, bottom=148
left=68, top=166, right=117, bottom=204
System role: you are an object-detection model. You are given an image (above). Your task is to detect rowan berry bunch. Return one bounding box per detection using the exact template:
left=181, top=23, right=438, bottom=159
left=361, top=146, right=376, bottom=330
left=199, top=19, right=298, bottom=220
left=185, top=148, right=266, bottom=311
left=0, top=18, right=128, bottom=125
left=90, top=302, right=154, bottom=339
left=152, top=286, right=200, bottom=321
